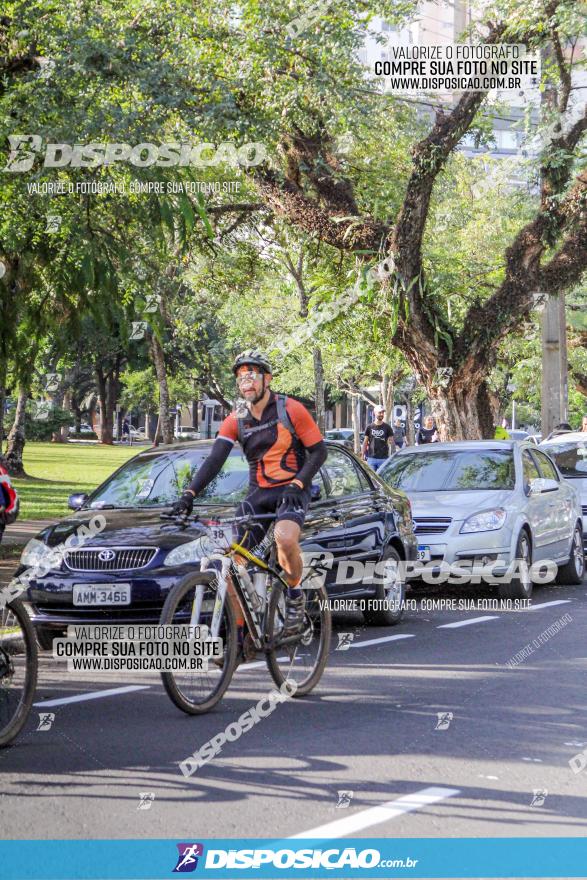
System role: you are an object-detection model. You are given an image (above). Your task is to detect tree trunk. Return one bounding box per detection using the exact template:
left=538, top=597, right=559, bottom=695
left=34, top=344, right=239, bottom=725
left=96, top=368, right=114, bottom=445
left=350, top=394, right=361, bottom=455
left=0, top=373, right=5, bottom=455
left=428, top=379, right=496, bottom=441
left=150, top=335, right=173, bottom=445
left=4, top=386, right=28, bottom=476
left=406, top=397, right=415, bottom=446
left=60, top=388, right=72, bottom=442
left=381, top=375, right=394, bottom=422
left=72, top=403, right=82, bottom=433
left=312, top=347, right=325, bottom=433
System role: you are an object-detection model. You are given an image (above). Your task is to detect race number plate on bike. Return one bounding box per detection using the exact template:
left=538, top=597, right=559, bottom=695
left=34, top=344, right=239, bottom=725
left=417, top=545, right=431, bottom=562
left=73, top=584, right=131, bottom=605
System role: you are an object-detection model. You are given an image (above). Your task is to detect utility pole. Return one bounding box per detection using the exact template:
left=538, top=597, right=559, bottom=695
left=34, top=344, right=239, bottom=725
left=540, top=39, right=568, bottom=438
left=541, top=292, right=568, bottom=436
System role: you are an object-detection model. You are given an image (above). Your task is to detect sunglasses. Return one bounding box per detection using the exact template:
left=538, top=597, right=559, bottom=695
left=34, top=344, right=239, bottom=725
left=236, top=370, right=263, bottom=384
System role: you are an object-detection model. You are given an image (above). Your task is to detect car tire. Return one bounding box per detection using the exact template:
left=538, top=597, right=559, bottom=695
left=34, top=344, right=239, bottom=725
left=362, top=548, right=405, bottom=626
left=35, top=627, right=65, bottom=651
left=555, top=523, right=585, bottom=586
left=499, top=529, right=533, bottom=600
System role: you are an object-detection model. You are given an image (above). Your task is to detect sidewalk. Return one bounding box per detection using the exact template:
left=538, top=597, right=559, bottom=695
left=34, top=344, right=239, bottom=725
left=2, top=519, right=55, bottom=546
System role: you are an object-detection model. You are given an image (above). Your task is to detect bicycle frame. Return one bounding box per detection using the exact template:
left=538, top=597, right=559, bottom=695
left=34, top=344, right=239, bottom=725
left=193, top=537, right=289, bottom=652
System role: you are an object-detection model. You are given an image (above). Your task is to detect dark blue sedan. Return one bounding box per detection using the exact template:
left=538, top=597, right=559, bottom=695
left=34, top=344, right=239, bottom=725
left=18, top=440, right=417, bottom=647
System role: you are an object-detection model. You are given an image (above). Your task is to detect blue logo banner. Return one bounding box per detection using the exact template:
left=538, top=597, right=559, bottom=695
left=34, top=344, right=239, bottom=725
left=1, top=838, right=586, bottom=879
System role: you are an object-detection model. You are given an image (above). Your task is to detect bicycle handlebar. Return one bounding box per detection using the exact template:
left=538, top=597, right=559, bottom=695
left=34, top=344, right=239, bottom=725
left=160, top=510, right=277, bottom=526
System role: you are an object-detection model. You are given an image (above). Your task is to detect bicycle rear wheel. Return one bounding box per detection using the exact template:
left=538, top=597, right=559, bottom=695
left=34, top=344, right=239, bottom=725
left=0, top=599, right=38, bottom=747
left=265, top=579, right=331, bottom=696
left=160, top=572, right=238, bottom=715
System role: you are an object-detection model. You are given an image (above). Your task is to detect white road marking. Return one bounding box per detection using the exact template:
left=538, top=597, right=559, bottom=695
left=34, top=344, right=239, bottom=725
left=33, top=685, right=150, bottom=707
left=350, top=634, right=415, bottom=648
left=290, top=786, right=460, bottom=839
left=437, top=616, right=499, bottom=629
left=525, top=600, right=572, bottom=611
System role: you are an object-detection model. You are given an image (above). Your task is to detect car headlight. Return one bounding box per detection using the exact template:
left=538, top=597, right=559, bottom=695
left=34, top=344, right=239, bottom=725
left=163, top=538, right=212, bottom=567
left=460, top=508, right=507, bottom=534
left=20, top=538, right=53, bottom=568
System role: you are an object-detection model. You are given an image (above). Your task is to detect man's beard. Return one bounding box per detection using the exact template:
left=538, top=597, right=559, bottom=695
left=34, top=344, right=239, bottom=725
left=245, top=385, right=266, bottom=405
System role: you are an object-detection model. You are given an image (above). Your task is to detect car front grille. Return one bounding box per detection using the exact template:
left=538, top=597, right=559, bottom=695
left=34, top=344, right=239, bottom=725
left=63, top=547, right=157, bottom=571
left=582, top=505, right=587, bottom=517
left=412, top=517, right=452, bottom=535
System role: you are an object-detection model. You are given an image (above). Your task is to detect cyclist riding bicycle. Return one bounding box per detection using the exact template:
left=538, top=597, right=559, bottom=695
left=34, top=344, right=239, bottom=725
left=171, top=350, right=327, bottom=639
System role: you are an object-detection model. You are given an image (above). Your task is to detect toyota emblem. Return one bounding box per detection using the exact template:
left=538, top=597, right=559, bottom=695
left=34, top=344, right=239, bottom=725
left=98, top=549, right=116, bottom=562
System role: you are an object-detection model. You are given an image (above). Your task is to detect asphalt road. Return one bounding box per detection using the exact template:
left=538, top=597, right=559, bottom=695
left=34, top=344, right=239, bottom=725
left=1, top=576, right=587, bottom=841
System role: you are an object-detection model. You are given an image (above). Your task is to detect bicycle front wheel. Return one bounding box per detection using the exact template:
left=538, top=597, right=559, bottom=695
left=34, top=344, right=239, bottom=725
left=160, top=572, right=238, bottom=715
left=0, top=599, right=38, bottom=748
left=265, top=580, right=331, bottom=696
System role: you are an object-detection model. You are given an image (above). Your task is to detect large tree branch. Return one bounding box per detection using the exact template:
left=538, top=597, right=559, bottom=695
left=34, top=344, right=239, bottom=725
left=280, top=126, right=361, bottom=216
left=392, top=24, right=506, bottom=284
left=541, top=104, right=587, bottom=199
left=453, top=169, right=587, bottom=377
left=545, top=2, right=573, bottom=113
left=254, top=169, right=389, bottom=252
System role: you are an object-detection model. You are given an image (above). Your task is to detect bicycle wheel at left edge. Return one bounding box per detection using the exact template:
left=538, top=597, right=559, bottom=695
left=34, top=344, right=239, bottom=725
left=159, top=572, right=238, bottom=715
left=265, top=578, right=331, bottom=697
left=0, top=599, right=38, bottom=748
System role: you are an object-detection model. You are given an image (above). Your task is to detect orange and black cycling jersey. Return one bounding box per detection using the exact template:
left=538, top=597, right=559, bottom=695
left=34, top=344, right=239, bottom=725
left=187, top=392, right=326, bottom=497
left=218, top=392, right=323, bottom=489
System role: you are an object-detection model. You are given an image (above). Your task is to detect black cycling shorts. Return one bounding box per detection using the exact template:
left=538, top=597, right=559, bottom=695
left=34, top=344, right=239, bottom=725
left=235, top=485, right=310, bottom=549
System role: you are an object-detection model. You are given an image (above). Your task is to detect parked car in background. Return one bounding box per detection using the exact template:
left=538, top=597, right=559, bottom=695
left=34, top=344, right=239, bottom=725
left=18, top=440, right=417, bottom=649
left=508, top=430, right=529, bottom=441
left=68, top=423, right=94, bottom=435
left=176, top=426, right=201, bottom=440
left=540, top=432, right=587, bottom=552
left=378, top=440, right=584, bottom=599
left=325, top=428, right=354, bottom=449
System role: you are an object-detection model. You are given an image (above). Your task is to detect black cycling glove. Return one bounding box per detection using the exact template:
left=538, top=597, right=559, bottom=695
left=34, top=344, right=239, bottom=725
left=171, top=492, right=195, bottom=516
left=279, top=483, right=306, bottom=513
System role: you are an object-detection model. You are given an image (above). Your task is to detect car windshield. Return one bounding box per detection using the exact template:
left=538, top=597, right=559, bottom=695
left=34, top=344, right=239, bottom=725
left=541, top=441, right=587, bottom=478
left=86, top=448, right=249, bottom=508
left=379, top=450, right=515, bottom=491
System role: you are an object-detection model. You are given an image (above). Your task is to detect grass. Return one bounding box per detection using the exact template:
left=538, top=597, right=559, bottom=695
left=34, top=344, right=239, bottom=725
left=10, top=442, right=139, bottom=521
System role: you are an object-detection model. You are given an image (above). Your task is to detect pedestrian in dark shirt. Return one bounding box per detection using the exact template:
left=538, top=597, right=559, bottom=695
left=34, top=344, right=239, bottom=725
left=393, top=418, right=406, bottom=449
left=361, top=406, right=395, bottom=470
left=416, top=416, right=439, bottom=445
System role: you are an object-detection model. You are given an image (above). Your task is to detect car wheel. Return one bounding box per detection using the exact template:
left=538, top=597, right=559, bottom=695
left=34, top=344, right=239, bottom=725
left=362, top=548, right=405, bottom=626
left=36, top=627, right=65, bottom=651
left=499, top=529, right=533, bottom=600
left=555, top=524, right=585, bottom=586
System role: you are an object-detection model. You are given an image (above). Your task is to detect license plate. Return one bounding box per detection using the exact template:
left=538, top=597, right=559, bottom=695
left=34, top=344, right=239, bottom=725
left=73, top=583, right=131, bottom=606
left=417, top=545, right=431, bottom=562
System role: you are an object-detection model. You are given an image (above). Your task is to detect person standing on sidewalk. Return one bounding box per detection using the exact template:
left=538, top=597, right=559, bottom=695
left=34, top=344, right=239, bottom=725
left=362, top=405, right=395, bottom=471
left=416, top=416, right=439, bottom=445
left=393, top=418, right=406, bottom=449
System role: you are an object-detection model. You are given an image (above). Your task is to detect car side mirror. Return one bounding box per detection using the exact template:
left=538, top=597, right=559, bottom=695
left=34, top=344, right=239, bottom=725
left=310, top=483, right=322, bottom=502
left=528, top=477, right=558, bottom=495
left=68, top=492, right=89, bottom=510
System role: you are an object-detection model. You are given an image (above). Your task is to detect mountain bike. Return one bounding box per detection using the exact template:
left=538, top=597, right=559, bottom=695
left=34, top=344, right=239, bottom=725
left=158, top=511, right=332, bottom=714
left=0, top=597, right=38, bottom=747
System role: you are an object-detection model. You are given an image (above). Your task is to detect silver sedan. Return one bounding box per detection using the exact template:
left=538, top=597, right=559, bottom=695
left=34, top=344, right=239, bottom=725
left=378, top=440, right=584, bottom=598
